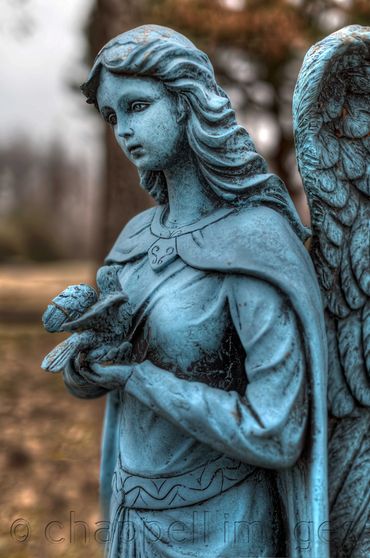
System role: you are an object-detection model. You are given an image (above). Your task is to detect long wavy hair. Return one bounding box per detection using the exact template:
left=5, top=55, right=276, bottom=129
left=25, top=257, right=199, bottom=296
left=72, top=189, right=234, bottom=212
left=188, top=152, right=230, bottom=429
left=81, top=25, right=308, bottom=241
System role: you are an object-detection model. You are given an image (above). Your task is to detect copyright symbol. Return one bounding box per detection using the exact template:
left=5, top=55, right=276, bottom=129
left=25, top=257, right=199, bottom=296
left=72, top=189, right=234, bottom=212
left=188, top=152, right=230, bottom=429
left=10, top=518, right=31, bottom=542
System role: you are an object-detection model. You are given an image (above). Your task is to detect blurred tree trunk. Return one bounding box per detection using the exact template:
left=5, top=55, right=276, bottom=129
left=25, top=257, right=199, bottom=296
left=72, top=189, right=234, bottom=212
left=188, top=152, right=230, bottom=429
left=88, top=0, right=153, bottom=261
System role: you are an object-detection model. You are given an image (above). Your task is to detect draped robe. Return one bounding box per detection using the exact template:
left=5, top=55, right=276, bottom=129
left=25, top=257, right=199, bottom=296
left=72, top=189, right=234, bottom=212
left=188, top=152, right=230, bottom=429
left=64, top=205, right=329, bottom=558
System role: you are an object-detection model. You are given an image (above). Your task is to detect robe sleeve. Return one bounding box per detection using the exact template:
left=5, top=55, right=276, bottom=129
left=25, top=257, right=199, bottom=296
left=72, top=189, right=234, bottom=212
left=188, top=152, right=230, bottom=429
left=124, top=274, right=308, bottom=469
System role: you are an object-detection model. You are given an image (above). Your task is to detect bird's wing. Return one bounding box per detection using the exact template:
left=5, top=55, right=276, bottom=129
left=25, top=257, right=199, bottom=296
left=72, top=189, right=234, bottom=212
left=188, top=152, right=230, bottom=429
left=41, top=333, right=82, bottom=373
left=61, top=292, right=128, bottom=332
left=293, top=25, right=370, bottom=417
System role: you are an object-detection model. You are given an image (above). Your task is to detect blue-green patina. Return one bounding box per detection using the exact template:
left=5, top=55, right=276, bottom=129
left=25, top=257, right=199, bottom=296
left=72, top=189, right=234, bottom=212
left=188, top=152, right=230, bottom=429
left=42, top=24, right=370, bottom=558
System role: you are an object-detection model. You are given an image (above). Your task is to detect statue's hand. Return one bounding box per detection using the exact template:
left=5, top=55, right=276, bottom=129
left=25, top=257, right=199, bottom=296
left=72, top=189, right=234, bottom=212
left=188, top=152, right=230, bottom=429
left=77, top=361, right=134, bottom=391
left=88, top=341, right=132, bottom=364
left=63, top=356, right=97, bottom=388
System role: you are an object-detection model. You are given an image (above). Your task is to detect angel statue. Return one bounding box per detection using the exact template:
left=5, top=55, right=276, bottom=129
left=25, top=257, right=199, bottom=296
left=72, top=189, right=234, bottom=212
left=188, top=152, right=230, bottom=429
left=42, top=24, right=369, bottom=558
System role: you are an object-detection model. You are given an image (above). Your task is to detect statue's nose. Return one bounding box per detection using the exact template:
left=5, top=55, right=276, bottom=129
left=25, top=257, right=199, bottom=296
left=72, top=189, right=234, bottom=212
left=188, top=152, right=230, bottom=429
left=118, top=124, right=134, bottom=139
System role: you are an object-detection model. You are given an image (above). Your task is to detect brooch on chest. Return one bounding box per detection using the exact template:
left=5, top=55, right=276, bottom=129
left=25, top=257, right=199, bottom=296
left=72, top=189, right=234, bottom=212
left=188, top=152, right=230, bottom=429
left=149, top=237, right=178, bottom=271
left=148, top=206, right=235, bottom=272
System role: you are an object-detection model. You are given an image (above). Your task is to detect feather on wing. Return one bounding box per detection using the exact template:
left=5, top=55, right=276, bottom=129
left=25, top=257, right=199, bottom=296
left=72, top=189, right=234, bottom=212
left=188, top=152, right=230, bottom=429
left=293, top=25, right=370, bottom=418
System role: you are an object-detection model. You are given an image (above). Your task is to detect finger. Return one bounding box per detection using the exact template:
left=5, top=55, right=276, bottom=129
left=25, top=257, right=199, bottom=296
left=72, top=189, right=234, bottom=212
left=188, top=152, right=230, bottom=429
left=105, top=348, right=118, bottom=361
left=80, top=366, right=119, bottom=389
left=78, top=363, right=104, bottom=381
left=90, top=362, right=129, bottom=373
left=78, top=368, right=99, bottom=383
left=90, top=362, right=111, bottom=374
left=90, top=362, right=133, bottom=384
left=82, top=369, right=116, bottom=390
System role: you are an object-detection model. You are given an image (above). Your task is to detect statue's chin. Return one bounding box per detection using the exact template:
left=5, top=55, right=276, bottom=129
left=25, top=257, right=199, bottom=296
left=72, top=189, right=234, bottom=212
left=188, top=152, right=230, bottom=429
left=129, top=158, right=160, bottom=173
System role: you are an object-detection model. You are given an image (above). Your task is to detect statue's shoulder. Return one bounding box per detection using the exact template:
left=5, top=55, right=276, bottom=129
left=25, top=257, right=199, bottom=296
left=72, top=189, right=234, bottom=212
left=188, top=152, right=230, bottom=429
left=105, top=206, right=157, bottom=263
left=204, top=205, right=299, bottom=246
left=118, top=206, right=157, bottom=239
left=179, top=204, right=312, bottom=282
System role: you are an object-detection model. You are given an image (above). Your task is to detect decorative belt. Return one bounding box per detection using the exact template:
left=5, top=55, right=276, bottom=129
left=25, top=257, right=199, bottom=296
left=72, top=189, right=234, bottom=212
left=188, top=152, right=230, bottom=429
left=111, top=454, right=256, bottom=510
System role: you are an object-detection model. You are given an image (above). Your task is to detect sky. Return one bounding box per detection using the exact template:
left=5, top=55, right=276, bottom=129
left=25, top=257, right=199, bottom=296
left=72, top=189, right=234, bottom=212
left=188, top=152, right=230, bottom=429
left=0, top=0, right=102, bottom=167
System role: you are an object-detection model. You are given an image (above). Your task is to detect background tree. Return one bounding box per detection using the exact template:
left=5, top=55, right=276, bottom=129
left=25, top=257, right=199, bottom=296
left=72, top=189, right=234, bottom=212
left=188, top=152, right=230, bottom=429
left=0, top=140, right=92, bottom=262
left=86, top=0, right=154, bottom=261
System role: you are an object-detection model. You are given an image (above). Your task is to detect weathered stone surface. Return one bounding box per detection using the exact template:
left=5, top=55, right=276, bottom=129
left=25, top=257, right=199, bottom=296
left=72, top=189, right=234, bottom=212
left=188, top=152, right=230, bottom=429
left=42, top=24, right=370, bottom=558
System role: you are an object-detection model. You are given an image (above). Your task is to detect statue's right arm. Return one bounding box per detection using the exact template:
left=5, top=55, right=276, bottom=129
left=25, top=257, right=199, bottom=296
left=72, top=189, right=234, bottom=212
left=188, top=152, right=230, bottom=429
left=122, top=274, right=308, bottom=469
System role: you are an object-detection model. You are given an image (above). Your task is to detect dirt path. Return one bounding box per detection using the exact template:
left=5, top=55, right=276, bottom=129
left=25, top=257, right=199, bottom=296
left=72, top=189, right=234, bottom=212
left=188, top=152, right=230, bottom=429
left=0, top=263, right=105, bottom=558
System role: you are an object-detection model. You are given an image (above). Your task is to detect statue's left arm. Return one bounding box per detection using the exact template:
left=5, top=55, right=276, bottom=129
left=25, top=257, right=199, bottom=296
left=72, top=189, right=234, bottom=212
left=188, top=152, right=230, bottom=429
left=92, top=274, right=308, bottom=469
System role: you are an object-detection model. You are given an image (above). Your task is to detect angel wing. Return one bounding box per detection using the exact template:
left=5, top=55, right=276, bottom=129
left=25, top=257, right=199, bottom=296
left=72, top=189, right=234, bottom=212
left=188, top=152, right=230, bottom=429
left=294, top=26, right=370, bottom=555
left=293, top=25, right=370, bottom=419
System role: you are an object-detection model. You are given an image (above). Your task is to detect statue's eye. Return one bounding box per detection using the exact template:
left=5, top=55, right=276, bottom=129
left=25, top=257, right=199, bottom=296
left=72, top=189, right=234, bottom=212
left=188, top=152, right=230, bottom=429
left=131, top=102, right=149, bottom=113
left=107, top=112, right=117, bottom=126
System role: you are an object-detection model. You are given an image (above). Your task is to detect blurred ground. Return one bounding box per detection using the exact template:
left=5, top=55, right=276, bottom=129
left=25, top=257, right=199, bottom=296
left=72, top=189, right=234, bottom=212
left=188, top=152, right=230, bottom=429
left=0, top=262, right=105, bottom=558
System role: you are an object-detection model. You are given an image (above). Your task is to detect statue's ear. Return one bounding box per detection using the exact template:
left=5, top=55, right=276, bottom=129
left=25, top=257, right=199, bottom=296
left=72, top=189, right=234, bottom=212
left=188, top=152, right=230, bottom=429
left=176, top=95, right=188, bottom=124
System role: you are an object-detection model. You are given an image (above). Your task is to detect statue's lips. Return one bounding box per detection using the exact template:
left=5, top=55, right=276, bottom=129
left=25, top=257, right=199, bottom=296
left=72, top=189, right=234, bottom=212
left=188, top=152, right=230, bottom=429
left=127, top=144, right=144, bottom=156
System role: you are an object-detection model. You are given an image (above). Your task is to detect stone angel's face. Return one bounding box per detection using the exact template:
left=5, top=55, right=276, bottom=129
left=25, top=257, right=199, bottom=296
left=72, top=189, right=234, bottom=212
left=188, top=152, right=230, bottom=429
left=96, top=69, right=186, bottom=172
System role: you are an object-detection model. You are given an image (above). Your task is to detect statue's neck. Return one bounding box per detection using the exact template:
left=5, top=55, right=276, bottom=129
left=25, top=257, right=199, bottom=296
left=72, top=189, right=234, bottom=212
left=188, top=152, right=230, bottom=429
left=163, top=150, right=216, bottom=227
